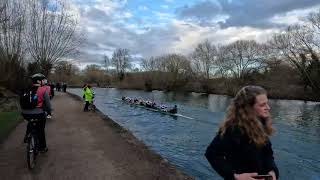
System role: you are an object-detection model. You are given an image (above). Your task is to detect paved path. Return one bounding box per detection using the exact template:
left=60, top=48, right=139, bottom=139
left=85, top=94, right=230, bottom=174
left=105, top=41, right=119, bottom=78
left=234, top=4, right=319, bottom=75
left=0, top=92, right=192, bottom=180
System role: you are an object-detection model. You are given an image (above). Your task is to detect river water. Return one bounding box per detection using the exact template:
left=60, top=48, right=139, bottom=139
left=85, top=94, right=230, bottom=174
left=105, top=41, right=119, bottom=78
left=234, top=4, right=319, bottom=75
left=68, top=88, right=320, bottom=180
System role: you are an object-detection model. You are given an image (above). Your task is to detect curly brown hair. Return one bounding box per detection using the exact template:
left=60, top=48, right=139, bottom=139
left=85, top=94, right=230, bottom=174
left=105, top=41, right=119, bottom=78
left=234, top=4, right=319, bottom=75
left=219, top=85, right=274, bottom=147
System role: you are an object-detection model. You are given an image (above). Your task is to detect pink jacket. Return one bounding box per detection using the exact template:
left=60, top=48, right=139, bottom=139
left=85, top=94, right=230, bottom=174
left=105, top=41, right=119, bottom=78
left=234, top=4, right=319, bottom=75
left=36, top=86, right=48, bottom=108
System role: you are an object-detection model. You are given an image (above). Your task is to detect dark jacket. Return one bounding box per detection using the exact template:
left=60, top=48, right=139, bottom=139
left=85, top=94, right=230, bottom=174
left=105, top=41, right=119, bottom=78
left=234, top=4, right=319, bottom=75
left=205, top=126, right=279, bottom=180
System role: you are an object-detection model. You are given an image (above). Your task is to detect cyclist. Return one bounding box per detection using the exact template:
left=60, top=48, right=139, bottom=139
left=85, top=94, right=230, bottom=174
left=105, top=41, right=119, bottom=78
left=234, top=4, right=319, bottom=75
left=21, top=73, right=51, bottom=153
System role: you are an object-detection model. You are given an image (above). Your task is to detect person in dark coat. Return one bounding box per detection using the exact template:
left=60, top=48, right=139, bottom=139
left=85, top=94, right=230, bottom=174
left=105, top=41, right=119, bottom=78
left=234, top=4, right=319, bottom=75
left=62, top=83, right=67, bottom=92
left=205, top=85, right=279, bottom=180
left=49, top=82, right=55, bottom=98
left=55, top=82, right=60, bottom=91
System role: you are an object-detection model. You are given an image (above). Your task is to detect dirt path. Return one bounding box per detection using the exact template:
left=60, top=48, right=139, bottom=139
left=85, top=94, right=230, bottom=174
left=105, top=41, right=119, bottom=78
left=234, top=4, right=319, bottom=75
left=0, top=92, right=192, bottom=180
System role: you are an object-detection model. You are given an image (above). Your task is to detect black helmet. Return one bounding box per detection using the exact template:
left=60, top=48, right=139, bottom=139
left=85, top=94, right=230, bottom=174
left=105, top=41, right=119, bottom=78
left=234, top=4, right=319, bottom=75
left=31, top=73, right=46, bottom=82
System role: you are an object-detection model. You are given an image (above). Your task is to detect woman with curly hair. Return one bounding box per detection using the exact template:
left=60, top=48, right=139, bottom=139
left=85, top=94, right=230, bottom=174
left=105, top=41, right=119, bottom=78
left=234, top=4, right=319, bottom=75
left=205, top=86, right=279, bottom=180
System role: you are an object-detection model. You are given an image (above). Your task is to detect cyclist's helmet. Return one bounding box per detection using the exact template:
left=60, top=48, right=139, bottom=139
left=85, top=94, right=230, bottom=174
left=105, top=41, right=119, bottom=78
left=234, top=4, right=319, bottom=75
left=31, top=73, right=46, bottom=83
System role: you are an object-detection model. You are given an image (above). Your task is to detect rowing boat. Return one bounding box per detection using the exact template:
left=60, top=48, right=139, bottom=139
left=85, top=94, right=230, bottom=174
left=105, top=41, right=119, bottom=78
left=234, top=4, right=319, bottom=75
left=121, top=96, right=177, bottom=113
left=116, top=97, right=194, bottom=119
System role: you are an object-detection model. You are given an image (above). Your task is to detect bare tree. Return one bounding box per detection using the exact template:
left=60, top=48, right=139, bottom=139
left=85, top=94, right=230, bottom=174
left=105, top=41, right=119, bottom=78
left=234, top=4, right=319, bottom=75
left=24, top=0, right=82, bottom=77
left=270, top=25, right=320, bottom=91
left=307, top=10, right=320, bottom=95
left=53, top=60, right=77, bottom=82
left=191, top=40, right=218, bottom=80
left=270, top=23, right=320, bottom=94
left=140, top=56, right=161, bottom=72
left=0, top=2, right=7, bottom=23
left=158, top=54, right=192, bottom=89
left=111, top=48, right=131, bottom=80
left=217, top=40, right=267, bottom=81
left=81, top=64, right=110, bottom=86
left=0, top=0, right=26, bottom=88
left=308, top=9, right=320, bottom=35
left=102, top=54, right=110, bottom=73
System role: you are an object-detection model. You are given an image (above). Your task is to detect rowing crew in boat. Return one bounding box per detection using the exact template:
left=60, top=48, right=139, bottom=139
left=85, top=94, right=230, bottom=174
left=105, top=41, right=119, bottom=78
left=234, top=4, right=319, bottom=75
left=121, top=96, right=178, bottom=114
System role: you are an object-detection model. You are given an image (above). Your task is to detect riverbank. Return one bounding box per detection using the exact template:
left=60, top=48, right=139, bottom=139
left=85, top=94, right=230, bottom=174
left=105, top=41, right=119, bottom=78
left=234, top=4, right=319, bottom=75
left=80, top=84, right=318, bottom=102
left=0, top=92, right=192, bottom=180
left=69, top=77, right=319, bottom=102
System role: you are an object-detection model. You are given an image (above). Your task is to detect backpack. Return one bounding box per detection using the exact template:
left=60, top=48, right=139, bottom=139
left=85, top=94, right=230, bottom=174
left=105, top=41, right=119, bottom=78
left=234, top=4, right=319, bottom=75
left=20, top=86, right=39, bottom=109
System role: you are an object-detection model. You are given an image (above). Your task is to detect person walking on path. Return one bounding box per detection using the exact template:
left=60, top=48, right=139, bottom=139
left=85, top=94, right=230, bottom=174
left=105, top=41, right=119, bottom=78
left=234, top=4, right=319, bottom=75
left=49, top=82, right=55, bottom=99
left=82, top=84, right=93, bottom=112
left=56, top=82, right=61, bottom=91
left=62, top=83, right=67, bottom=92
left=205, top=85, right=279, bottom=180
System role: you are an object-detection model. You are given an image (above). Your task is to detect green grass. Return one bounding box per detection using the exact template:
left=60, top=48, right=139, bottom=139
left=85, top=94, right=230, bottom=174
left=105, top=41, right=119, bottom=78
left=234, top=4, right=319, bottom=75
left=0, top=111, right=21, bottom=142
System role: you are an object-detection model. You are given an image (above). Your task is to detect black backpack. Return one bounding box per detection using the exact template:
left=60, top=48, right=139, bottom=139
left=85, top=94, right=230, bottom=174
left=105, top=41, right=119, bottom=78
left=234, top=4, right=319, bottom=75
left=20, top=86, right=39, bottom=109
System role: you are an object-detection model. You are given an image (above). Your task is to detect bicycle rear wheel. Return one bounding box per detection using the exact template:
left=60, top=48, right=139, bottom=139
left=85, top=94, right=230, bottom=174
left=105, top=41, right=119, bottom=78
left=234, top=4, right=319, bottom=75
left=89, top=103, right=96, bottom=112
left=27, top=135, right=37, bottom=169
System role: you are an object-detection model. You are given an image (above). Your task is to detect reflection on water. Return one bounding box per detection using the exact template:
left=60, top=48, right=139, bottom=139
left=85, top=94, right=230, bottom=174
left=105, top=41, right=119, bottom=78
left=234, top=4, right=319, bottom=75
left=69, top=88, right=320, bottom=180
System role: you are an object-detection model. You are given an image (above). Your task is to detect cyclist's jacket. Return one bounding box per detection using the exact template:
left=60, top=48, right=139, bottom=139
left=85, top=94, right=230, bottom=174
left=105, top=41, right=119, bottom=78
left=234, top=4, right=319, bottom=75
left=82, top=87, right=93, bottom=102
left=44, top=85, right=51, bottom=97
left=21, top=85, right=52, bottom=115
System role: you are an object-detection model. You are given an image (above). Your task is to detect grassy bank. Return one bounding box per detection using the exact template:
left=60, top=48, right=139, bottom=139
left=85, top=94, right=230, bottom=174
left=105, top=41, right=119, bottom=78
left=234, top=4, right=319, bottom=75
left=0, top=112, right=21, bottom=142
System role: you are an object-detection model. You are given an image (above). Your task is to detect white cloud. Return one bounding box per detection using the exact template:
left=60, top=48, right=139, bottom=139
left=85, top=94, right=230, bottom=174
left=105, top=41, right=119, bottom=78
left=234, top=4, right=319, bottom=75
left=123, top=12, right=133, bottom=18
left=269, top=5, right=320, bottom=26
left=145, top=20, right=279, bottom=56
left=161, top=5, right=169, bottom=9
left=86, top=26, right=97, bottom=33
left=138, top=6, right=148, bottom=11
left=152, top=11, right=173, bottom=20
left=127, top=20, right=280, bottom=58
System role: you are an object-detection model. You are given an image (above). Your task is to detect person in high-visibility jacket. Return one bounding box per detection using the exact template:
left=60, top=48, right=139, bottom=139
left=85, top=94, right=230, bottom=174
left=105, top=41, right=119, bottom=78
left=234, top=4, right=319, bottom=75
left=82, top=84, right=94, bottom=111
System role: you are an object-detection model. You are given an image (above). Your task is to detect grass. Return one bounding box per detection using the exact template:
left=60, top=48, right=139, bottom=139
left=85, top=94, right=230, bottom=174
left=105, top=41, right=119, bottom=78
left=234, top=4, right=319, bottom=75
left=0, top=111, right=21, bottom=142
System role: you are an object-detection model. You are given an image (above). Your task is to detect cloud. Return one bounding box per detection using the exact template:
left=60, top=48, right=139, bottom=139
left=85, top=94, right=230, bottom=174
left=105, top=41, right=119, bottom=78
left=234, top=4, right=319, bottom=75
left=138, top=5, right=148, bottom=11
left=176, top=0, right=224, bottom=26
left=220, top=0, right=320, bottom=28
left=111, top=20, right=279, bottom=58
left=68, top=0, right=320, bottom=67
left=152, top=11, right=174, bottom=21
left=176, top=0, right=320, bottom=28
left=161, top=5, right=169, bottom=9
left=269, top=6, right=320, bottom=26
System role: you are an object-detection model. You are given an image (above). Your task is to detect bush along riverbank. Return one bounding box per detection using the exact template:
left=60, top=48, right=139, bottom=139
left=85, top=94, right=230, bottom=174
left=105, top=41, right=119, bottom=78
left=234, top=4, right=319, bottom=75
left=111, top=70, right=319, bottom=102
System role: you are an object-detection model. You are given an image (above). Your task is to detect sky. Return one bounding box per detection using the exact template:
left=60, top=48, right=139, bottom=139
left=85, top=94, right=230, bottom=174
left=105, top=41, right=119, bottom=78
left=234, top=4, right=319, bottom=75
left=66, top=0, right=320, bottom=68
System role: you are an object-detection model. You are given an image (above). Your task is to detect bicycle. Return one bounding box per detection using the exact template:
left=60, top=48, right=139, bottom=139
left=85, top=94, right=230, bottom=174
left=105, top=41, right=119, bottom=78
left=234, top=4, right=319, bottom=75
left=88, top=99, right=96, bottom=112
left=25, top=119, right=40, bottom=169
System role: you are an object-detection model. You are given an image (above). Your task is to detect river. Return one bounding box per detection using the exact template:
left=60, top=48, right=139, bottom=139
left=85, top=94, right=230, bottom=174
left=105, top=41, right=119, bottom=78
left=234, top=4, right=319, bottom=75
left=68, top=88, right=320, bottom=180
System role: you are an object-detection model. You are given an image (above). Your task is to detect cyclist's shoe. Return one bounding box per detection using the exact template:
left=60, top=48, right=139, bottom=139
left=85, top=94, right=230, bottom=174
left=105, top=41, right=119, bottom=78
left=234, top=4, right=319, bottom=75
left=46, top=114, right=52, bottom=119
left=39, top=147, right=48, bottom=153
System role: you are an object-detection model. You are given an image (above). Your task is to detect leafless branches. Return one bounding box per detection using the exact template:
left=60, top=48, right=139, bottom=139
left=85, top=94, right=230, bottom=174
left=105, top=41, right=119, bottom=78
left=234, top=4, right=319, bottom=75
left=24, top=0, right=82, bottom=76
left=111, top=48, right=131, bottom=80
left=0, top=0, right=26, bottom=87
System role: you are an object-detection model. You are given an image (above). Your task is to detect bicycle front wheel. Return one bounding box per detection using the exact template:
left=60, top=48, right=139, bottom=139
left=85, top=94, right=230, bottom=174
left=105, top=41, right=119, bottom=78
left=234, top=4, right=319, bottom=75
left=27, top=135, right=37, bottom=169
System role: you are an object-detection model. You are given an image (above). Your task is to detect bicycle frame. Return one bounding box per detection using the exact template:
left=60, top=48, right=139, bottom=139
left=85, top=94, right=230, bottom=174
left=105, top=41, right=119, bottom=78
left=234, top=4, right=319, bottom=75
left=88, top=99, right=96, bottom=112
